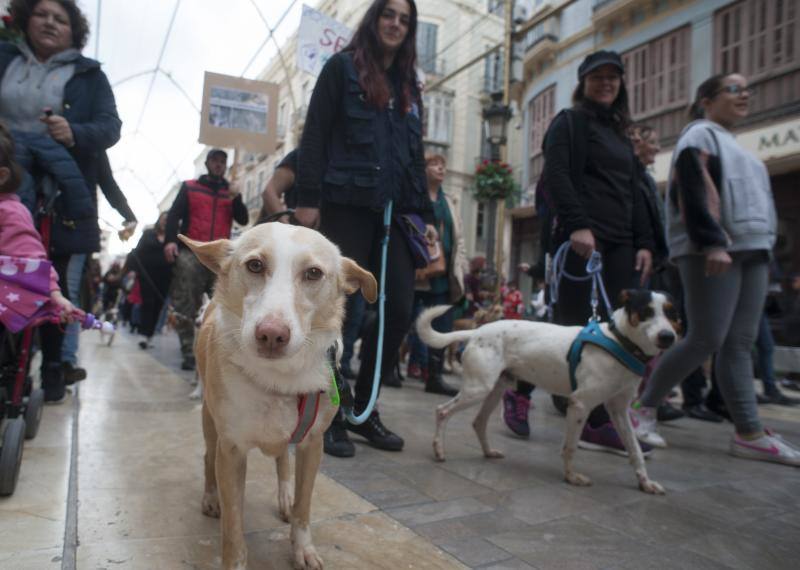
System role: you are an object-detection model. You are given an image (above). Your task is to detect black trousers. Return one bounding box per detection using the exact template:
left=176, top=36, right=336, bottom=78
left=519, top=241, right=636, bottom=427
left=319, top=203, right=415, bottom=413
left=138, top=283, right=167, bottom=339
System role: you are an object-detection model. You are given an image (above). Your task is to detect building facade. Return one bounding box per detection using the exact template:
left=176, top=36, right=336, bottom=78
left=237, top=0, right=525, bottom=261
left=516, top=0, right=800, bottom=295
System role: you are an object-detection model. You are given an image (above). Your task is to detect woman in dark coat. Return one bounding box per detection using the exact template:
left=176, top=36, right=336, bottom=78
left=0, top=0, right=121, bottom=401
left=128, top=213, right=172, bottom=349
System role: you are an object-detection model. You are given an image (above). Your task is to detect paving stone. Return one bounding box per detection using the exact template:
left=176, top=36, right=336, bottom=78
left=438, top=537, right=516, bottom=567
left=386, top=497, right=495, bottom=527
left=682, top=526, right=800, bottom=570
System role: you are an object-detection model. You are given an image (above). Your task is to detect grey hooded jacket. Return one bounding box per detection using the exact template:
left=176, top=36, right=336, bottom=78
left=665, top=119, right=777, bottom=259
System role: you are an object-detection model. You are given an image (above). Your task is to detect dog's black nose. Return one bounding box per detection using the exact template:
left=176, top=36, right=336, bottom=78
left=255, top=319, right=291, bottom=354
left=656, top=330, right=676, bottom=349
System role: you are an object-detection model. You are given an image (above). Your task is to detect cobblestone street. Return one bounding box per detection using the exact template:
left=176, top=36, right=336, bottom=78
left=1, top=328, right=798, bottom=569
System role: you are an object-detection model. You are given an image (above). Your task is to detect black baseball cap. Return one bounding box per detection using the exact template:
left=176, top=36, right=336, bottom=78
left=206, top=148, right=228, bottom=161
left=578, top=50, right=624, bottom=79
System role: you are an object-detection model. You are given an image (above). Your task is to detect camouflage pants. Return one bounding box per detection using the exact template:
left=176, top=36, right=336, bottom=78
left=171, top=248, right=215, bottom=359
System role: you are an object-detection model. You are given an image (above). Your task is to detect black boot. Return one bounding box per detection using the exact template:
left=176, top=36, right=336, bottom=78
left=346, top=409, right=404, bottom=451
left=425, top=349, right=458, bottom=397
left=323, top=412, right=355, bottom=458
left=42, top=362, right=66, bottom=404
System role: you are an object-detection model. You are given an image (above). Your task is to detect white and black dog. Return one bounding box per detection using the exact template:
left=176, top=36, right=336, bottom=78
left=416, top=289, right=680, bottom=495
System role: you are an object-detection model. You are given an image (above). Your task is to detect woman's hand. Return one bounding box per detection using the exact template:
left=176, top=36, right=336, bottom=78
left=41, top=112, right=75, bottom=148
left=118, top=221, right=137, bottom=241
left=705, top=248, right=732, bottom=276
left=569, top=229, right=595, bottom=259
left=51, top=290, right=77, bottom=323
left=635, top=249, right=653, bottom=286
left=294, top=207, right=320, bottom=229
left=164, top=242, right=179, bottom=263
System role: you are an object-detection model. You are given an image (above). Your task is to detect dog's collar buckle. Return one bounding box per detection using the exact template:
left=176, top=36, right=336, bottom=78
left=567, top=321, right=648, bottom=391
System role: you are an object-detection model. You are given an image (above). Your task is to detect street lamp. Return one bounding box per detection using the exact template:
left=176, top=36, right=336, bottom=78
left=482, top=91, right=512, bottom=157
left=480, top=91, right=512, bottom=283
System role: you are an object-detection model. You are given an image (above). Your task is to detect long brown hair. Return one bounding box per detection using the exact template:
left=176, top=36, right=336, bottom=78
left=571, top=77, right=632, bottom=135
left=343, top=0, right=419, bottom=112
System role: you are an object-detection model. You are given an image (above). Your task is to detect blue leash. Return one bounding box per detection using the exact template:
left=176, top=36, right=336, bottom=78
left=344, top=200, right=392, bottom=425
left=548, top=241, right=613, bottom=323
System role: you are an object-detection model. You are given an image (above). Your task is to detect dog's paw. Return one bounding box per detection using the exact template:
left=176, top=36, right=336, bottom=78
left=432, top=440, right=446, bottom=462
left=565, top=472, right=592, bottom=487
left=639, top=478, right=666, bottom=495
left=201, top=492, right=220, bottom=518
left=278, top=485, right=293, bottom=523
left=293, top=544, right=323, bottom=569
left=484, top=449, right=505, bottom=459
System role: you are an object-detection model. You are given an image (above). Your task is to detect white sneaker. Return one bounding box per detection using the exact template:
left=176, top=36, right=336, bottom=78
left=630, top=405, right=667, bottom=448
left=730, top=430, right=800, bottom=467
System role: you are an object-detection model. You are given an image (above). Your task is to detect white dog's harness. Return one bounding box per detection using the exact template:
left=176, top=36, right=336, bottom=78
left=567, top=320, right=649, bottom=391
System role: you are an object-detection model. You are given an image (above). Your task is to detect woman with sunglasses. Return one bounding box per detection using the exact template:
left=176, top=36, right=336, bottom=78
left=632, top=74, right=800, bottom=466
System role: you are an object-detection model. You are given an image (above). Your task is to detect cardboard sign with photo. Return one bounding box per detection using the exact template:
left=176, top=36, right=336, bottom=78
left=199, top=72, right=279, bottom=154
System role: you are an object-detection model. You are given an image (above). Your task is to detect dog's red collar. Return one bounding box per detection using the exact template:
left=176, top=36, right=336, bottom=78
left=288, top=392, right=323, bottom=445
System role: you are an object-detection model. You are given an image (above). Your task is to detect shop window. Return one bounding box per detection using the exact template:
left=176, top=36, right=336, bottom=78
left=621, top=26, right=690, bottom=118
left=715, top=0, right=798, bottom=79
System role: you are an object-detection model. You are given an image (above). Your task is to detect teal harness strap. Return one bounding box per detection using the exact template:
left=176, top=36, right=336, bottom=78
left=567, top=321, right=648, bottom=391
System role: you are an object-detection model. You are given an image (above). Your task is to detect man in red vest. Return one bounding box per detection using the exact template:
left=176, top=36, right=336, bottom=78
left=164, top=148, right=248, bottom=370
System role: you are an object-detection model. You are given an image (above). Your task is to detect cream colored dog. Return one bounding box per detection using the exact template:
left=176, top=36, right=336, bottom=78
left=179, top=223, right=376, bottom=570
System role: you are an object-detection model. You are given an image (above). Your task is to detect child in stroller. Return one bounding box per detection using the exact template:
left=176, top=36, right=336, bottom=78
left=0, top=123, right=77, bottom=495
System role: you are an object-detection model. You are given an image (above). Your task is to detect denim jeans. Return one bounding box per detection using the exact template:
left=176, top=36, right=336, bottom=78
left=755, top=311, right=777, bottom=393
left=341, top=293, right=365, bottom=370
left=60, top=253, right=86, bottom=365
left=407, top=291, right=454, bottom=368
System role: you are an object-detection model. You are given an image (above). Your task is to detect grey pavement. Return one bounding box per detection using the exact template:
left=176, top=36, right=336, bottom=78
left=4, top=325, right=797, bottom=569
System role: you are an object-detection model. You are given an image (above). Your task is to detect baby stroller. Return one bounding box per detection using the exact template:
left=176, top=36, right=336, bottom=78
left=0, top=323, right=45, bottom=496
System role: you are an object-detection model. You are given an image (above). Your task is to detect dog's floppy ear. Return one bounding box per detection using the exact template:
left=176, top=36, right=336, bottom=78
left=341, top=257, right=377, bottom=303
left=178, top=234, right=232, bottom=275
left=618, top=289, right=640, bottom=327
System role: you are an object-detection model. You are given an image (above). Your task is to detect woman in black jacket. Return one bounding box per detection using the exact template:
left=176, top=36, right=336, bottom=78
left=504, top=51, right=655, bottom=453
left=128, top=213, right=172, bottom=350
left=295, top=0, right=432, bottom=457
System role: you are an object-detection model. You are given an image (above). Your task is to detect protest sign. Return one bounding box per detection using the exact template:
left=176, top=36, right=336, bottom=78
left=199, top=72, right=279, bottom=154
left=296, top=4, right=352, bottom=77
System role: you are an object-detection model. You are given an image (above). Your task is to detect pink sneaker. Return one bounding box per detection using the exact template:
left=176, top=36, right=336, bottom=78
left=730, top=430, right=800, bottom=467
left=502, top=389, right=531, bottom=438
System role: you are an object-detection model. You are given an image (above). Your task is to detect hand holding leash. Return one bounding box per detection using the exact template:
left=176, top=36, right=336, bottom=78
left=293, top=207, right=320, bottom=229
left=570, top=229, right=596, bottom=259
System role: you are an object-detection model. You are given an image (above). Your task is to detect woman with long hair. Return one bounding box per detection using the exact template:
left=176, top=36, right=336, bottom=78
left=503, top=51, right=655, bottom=452
left=295, top=0, right=432, bottom=457
left=632, top=73, right=799, bottom=466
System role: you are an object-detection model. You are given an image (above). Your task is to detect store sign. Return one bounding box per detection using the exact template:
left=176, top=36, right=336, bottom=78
left=296, top=5, right=352, bottom=77
left=652, top=119, right=800, bottom=183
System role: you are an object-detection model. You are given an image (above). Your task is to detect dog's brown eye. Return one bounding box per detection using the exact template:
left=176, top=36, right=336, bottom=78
left=246, top=259, right=264, bottom=273
left=305, top=267, right=323, bottom=281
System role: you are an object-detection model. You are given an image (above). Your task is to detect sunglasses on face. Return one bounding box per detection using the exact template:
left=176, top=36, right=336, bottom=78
left=717, top=84, right=754, bottom=97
